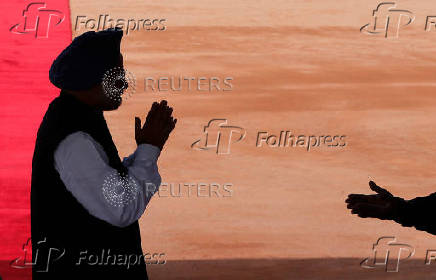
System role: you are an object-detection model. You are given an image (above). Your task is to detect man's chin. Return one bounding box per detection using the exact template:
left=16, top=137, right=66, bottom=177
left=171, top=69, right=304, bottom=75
left=103, top=99, right=122, bottom=111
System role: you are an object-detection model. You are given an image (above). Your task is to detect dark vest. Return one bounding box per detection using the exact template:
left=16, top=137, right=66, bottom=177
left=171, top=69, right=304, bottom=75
left=31, top=91, right=148, bottom=279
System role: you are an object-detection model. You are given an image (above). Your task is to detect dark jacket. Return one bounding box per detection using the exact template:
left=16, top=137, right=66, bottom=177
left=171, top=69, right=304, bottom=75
left=31, top=91, right=147, bottom=279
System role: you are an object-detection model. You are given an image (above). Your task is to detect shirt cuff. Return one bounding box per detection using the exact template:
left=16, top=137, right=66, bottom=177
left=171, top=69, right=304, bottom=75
left=135, top=144, right=161, bottom=162
left=122, top=152, right=136, bottom=167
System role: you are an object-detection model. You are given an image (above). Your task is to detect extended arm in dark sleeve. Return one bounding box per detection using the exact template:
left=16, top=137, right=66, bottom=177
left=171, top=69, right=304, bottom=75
left=394, top=193, right=436, bottom=235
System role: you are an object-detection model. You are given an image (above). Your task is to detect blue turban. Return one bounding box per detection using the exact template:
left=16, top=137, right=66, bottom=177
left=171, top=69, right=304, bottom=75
left=49, top=28, right=123, bottom=90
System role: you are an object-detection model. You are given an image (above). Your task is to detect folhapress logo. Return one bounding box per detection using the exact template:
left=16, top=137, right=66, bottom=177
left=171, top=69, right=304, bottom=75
left=10, top=237, right=65, bottom=272
left=360, top=237, right=415, bottom=272
left=191, top=119, right=245, bottom=155
left=10, top=2, right=65, bottom=38
left=9, top=237, right=33, bottom=269
left=192, top=120, right=346, bottom=155
left=360, top=2, right=414, bottom=38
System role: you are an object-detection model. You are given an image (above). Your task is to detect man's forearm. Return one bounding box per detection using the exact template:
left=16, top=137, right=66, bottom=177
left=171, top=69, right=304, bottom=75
left=55, top=132, right=162, bottom=228
left=393, top=193, right=436, bottom=235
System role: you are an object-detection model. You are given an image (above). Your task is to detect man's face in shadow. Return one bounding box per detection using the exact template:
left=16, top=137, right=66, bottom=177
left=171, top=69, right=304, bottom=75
left=95, top=53, right=127, bottom=111
left=67, top=53, right=127, bottom=111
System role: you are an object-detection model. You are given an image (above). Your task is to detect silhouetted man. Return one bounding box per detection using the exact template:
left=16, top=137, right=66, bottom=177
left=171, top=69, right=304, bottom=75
left=346, top=181, right=436, bottom=235
left=31, top=28, right=176, bottom=279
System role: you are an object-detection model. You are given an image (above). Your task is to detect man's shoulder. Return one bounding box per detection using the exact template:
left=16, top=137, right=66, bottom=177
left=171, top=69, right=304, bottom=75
left=60, top=131, right=95, bottom=146
left=56, top=131, right=102, bottom=156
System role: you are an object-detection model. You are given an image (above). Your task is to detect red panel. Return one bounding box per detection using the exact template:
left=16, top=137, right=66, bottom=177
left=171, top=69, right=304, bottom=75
left=0, top=0, right=72, bottom=278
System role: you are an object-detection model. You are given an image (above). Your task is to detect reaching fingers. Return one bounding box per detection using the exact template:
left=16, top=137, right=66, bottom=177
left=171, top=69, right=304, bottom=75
left=350, top=203, right=389, bottom=219
left=346, top=194, right=379, bottom=205
left=369, top=181, right=393, bottom=197
left=346, top=194, right=368, bottom=200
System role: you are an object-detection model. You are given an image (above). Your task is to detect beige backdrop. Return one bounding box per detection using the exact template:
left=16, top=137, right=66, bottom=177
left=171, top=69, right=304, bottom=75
left=69, top=1, right=436, bottom=279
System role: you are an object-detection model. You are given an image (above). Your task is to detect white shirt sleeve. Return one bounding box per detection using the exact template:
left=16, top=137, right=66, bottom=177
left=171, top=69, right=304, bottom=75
left=54, top=131, right=162, bottom=228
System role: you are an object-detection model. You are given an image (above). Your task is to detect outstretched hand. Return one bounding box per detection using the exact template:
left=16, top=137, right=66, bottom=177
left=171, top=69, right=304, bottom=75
left=345, top=181, right=406, bottom=220
left=135, top=100, right=177, bottom=150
